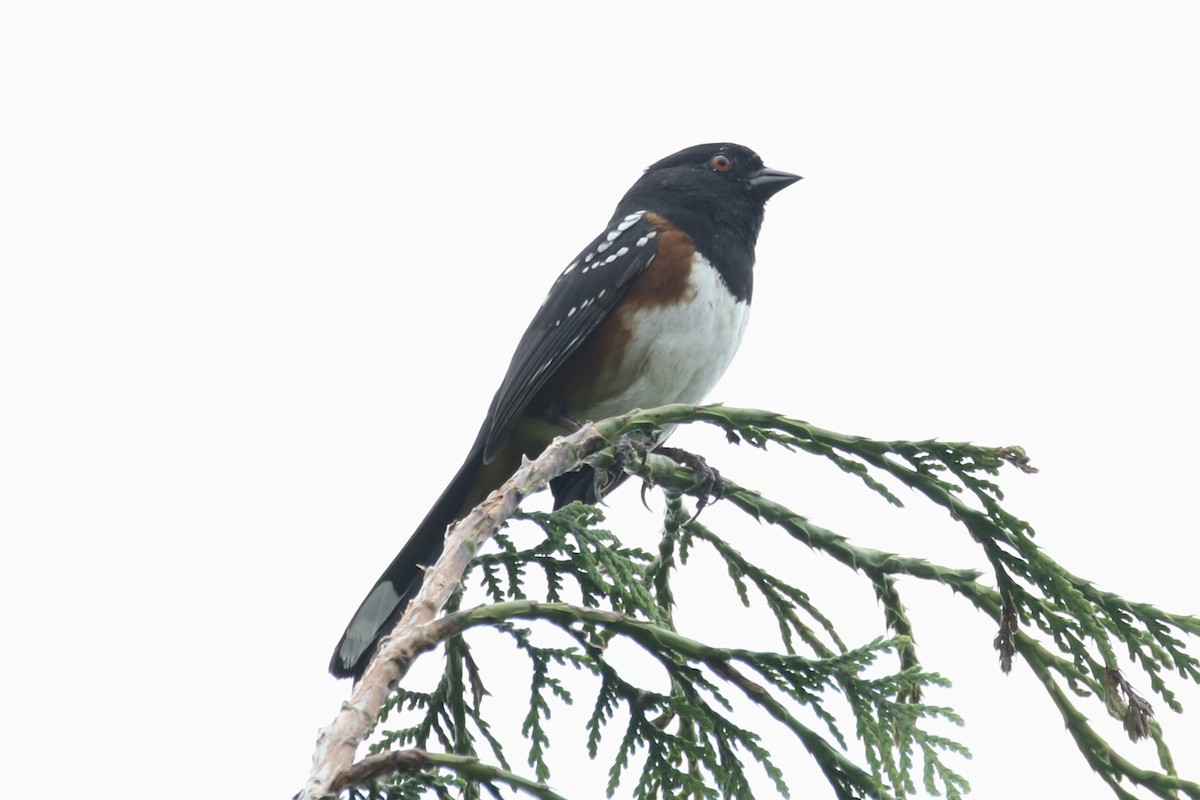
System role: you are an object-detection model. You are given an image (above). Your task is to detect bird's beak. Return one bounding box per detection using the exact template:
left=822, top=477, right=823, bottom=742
left=749, top=168, right=803, bottom=199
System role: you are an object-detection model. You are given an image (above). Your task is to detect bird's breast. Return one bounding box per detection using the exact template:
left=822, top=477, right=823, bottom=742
left=580, top=250, right=750, bottom=421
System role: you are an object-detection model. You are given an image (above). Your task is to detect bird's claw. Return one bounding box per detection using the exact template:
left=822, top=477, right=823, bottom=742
left=655, top=446, right=725, bottom=523
left=596, top=434, right=649, bottom=503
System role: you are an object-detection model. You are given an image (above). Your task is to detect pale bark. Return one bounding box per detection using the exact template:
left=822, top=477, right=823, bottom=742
left=298, top=424, right=609, bottom=800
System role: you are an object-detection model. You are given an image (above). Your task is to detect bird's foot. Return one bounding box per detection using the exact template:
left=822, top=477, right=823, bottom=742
left=598, top=434, right=649, bottom=503
left=655, top=445, right=725, bottom=522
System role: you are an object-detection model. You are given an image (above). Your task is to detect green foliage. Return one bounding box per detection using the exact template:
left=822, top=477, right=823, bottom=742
left=348, top=405, right=1199, bottom=800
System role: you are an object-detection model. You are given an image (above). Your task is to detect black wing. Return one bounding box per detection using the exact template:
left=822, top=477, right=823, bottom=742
left=482, top=211, right=662, bottom=462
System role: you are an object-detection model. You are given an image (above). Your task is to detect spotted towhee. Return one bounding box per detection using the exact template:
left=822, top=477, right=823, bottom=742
left=330, top=143, right=800, bottom=679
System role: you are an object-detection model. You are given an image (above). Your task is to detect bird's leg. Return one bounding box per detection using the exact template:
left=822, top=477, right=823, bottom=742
left=547, top=411, right=632, bottom=504
left=553, top=413, right=583, bottom=433
left=604, top=434, right=650, bottom=505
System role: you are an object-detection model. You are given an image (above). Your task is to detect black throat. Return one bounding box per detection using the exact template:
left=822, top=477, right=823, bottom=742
left=612, top=190, right=763, bottom=304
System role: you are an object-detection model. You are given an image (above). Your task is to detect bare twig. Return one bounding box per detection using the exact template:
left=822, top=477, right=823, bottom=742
left=328, top=749, right=431, bottom=793
left=329, top=749, right=572, bottom=800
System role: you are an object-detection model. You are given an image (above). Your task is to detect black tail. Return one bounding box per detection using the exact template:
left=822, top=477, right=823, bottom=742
left=550, top=465, right=630, bottom=508
left=329, top=437, right=486, bottom=680
left=330, top=433, right=616, bottom=679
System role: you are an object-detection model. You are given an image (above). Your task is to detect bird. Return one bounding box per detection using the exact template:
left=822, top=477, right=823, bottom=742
left=330, top=143, right=800, bottom=680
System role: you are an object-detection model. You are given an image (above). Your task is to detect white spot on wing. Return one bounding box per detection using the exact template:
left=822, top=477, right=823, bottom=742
left=616, top=211, right=644, bottom=233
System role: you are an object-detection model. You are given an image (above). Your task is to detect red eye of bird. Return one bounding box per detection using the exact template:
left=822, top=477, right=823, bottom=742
left=710, top=153, right=733, bottom=172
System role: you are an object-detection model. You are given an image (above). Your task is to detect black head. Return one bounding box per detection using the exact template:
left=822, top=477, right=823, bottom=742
left=613, top=143, right=800, bottom=300
left=617, top=143, right=799, bottom=220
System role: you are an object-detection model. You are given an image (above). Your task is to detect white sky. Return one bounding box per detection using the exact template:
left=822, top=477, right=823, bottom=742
left=3, top=2, right=1198, bottom=798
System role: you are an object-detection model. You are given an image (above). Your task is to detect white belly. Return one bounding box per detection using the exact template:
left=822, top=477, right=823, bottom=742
left=583, top=253, right=750, bottom=421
